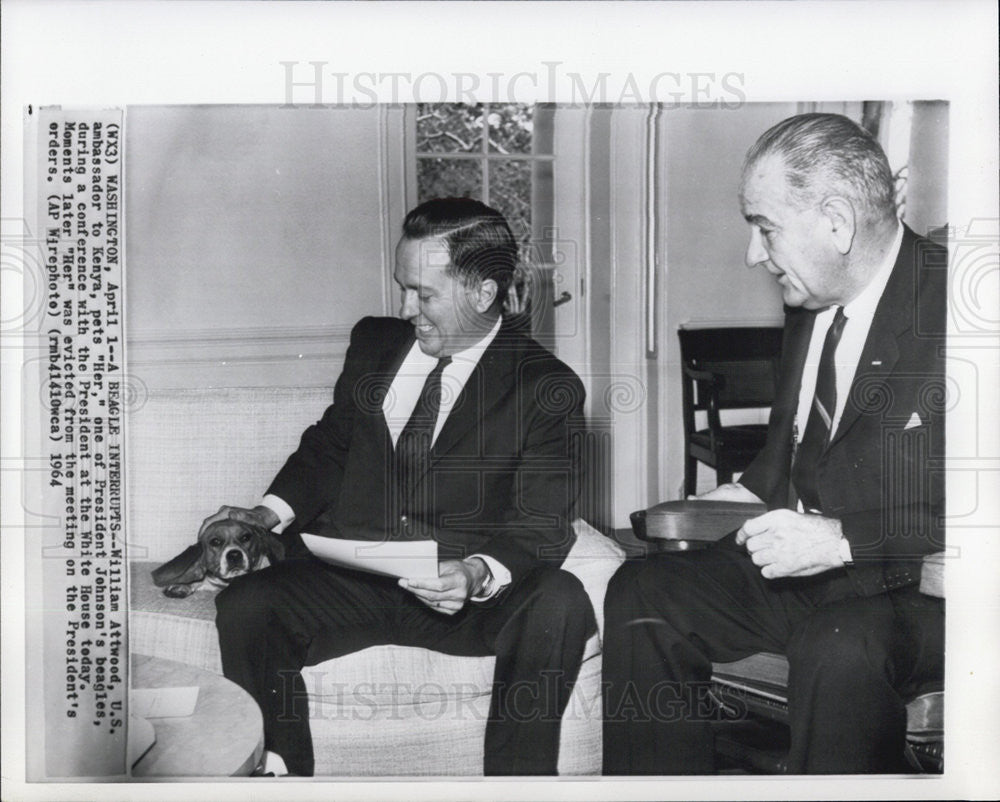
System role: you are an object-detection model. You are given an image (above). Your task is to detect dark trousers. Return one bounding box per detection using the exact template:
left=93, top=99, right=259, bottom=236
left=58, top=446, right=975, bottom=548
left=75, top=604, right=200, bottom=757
left=215, top=555, right=595, bottom=776
left=602, top=535, right=944, bottom=774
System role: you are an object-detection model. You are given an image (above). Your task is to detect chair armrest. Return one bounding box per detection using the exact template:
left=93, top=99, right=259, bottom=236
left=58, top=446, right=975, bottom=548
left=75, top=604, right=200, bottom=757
left=630, top=500, right=768, bottom=547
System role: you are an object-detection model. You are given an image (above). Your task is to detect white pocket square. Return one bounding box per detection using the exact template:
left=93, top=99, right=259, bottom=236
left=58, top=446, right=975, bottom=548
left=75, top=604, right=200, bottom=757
left=904, top=412, right=923, bottom=430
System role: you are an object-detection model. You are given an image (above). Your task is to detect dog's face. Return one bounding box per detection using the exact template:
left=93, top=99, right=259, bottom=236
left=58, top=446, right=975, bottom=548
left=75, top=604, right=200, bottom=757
left=151, top=519, right=285, bottom=598
left=201, top=519, right=272, bottom=581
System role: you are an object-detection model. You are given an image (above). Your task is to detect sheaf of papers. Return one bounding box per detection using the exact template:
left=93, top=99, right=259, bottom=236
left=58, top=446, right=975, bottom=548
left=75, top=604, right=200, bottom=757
left=130, top=686, right=199, bottom=719
left=301, top=534, right=439, bottom=579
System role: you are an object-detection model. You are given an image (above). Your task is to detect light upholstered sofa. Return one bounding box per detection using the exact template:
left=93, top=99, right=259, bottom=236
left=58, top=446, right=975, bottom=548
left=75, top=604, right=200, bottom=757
left=127, top=387, right=625, bottom=775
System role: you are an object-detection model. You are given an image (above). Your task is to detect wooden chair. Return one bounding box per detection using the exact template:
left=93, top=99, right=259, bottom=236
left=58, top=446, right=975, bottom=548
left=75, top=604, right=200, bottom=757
left=709, top=553, right=944, bottom=774
left=709, top=663, right=943, bottom=774
left=678, top=326, right=784, bottom=497
left=630, top=501, right=945, bottom=774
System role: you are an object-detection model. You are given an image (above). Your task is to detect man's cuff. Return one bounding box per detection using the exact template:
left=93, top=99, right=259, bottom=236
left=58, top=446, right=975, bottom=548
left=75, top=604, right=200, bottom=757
left=467, top=554, right=511, bottom=602
left=261, top=494, right=295, bottom=533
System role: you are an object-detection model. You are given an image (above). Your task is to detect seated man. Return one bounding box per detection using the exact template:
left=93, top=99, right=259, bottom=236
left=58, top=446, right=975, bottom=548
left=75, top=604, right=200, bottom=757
left=603, top=113, right=946, bottom=774
left=205, top=198, right=594, bottom=776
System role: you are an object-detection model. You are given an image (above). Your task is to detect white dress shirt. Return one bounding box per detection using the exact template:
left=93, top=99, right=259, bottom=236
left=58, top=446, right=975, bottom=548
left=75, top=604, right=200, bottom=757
left=263, top=315, right=510, bottom=599
left=792, top=223, right=902, bottom=563
left=382, top=316, right=502, bottom=448
left=794, top=223, right=903, bottom=444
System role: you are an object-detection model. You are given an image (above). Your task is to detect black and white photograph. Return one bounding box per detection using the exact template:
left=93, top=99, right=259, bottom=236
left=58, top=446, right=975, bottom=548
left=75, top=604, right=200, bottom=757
left=2, top=2, right=998, bottom=800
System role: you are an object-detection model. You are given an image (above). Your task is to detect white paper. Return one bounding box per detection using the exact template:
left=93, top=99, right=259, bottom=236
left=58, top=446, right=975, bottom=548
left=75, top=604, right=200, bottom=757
left=301, top=534, right=439, bottom=580
left=129, top=687, right=199, bottom=719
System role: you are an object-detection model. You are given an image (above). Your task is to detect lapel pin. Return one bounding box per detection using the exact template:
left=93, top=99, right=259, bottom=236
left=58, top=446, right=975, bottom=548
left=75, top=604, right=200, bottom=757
left=871, top=360, right=882, bottom=366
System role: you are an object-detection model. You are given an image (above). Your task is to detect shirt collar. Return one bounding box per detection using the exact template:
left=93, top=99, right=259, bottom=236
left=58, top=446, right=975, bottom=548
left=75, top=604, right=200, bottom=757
left=449, top=314, right=503, bottom=365
left=842, top=222, right=903, bottom=321
left=409, top=314, right=503, bottom=368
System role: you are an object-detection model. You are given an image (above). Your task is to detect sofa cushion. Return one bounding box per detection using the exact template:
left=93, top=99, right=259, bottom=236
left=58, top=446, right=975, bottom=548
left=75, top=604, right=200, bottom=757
left=562, top=518, right=625, bottom=638
left=126, top=386, right=333, bottom=563
left=129, top=519, right=624, bottom=775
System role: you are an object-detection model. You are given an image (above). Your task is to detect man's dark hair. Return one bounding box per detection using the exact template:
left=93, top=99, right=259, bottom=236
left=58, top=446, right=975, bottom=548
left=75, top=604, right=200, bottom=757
left=402, top=198, right=517, bottom=311
left=743, top=113, right=898, bottom=225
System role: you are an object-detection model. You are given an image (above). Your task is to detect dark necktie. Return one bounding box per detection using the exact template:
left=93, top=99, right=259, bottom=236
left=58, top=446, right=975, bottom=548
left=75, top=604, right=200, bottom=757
left=396, top=356, right=452, bottom=514
left=792, top=306, right=848, bottom=512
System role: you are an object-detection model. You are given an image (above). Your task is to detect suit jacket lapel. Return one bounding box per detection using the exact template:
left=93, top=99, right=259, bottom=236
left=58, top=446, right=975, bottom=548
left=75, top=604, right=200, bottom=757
left=780, top=306, right=816, bottom=438
left=431, top=336, right=518, bottom=460
left=767, top=306, right=816, bottom=505
left=369, top=327, right=414, bottom=439
left=828, top=226, right=917, bottom=449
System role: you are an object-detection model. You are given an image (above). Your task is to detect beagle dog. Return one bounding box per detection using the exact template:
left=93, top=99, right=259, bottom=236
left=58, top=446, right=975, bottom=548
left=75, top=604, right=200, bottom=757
left=151, top=519, right=285, bottom=598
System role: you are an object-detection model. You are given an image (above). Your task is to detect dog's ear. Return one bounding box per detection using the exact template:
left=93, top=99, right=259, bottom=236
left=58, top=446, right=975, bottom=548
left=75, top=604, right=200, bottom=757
left=244, top=524, right=285, bottom=567
left=262, top=530, right=285, bottom=564
left=151, top=544, right=207, bottom=588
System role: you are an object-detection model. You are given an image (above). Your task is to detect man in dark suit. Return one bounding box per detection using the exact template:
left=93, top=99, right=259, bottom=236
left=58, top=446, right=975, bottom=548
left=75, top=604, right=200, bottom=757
left=603, top=113, right=946, bottom=774
left=205, top=198, right=593, bottom=776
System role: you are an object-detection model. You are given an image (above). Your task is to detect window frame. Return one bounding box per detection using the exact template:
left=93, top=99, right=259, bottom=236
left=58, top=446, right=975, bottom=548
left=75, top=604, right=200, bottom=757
left=405, top=103, right=555, bottom=257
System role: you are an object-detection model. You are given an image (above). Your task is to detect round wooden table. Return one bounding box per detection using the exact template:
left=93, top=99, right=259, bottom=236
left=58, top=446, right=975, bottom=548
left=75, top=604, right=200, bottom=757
left=131, top=654, right=264, bottom=777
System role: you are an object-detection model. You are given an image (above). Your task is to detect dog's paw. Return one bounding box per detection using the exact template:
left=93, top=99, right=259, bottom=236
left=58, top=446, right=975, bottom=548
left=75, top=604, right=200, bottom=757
left=163, top=584, right=195, bottom=598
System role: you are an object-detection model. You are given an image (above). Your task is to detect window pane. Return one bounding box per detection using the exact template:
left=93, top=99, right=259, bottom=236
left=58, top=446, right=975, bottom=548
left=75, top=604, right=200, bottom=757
left=489, top=159, right=532, bottom=243
left=417, top=157, right=483, bottom=203
left=487, top=104, right=533, bottom=154
left=416, top=104, right=483, bottom=153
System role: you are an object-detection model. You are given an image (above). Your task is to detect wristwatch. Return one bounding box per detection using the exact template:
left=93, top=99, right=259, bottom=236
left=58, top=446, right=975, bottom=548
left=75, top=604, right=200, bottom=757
left=476, top=563, right=495, bottom=598
left=466, top=558, right=495, bottom=599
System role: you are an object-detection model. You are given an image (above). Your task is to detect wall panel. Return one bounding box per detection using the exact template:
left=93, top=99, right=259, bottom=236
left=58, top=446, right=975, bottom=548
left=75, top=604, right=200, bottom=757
left=125, top=105, right=401, bottom=390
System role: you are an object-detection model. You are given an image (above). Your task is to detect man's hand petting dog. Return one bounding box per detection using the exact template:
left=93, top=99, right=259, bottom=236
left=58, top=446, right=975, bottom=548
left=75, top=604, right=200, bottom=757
left=151, top=515, right=284, bottom=598
left=398, top=558, right=489, bottom=615
left=198, top=504, right=281, bottom=535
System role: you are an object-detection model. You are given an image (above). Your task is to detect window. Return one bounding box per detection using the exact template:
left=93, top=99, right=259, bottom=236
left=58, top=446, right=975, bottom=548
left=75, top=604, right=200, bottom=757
left=410, top=103, right=555, bottom=255
left=408, top=103, right=557, bottom=340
